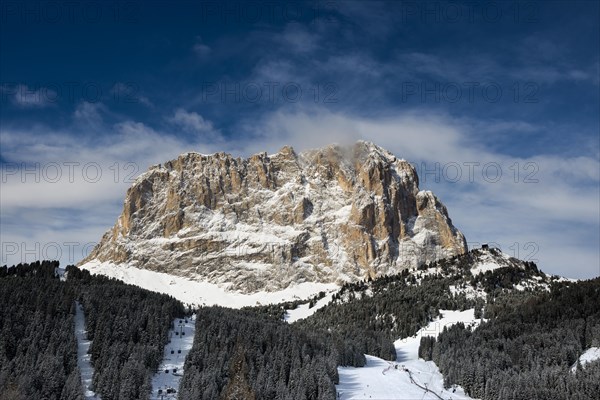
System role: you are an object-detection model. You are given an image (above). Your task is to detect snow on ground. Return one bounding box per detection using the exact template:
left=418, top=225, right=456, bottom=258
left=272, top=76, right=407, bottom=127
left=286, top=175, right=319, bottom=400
left=80, top=261, right=337, bottom=308
left=469, top=250, right=512, bottom=276
left=75, top=302, right=101, bottom=399
left=449, top=285, right=487, bottom=300
left=470, top=261, right=502, bottom=276
left=571, top=347, right=600, bottom=373
left=337, top=309, right=482, bottom=400
left=284, top=292, right=334, bottom=323
left=150, top=316, right=196, bottom=399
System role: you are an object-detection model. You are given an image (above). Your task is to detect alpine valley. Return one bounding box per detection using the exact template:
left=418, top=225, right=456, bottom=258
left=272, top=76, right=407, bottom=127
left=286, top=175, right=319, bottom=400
left=2, top=143, right=599, bottom=400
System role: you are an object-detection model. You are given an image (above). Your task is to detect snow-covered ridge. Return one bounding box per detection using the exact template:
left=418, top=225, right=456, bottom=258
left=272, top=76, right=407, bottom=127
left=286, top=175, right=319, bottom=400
left=469, top=248, right=516, bottom=276
left=80, top=245, right=562, bottom=311
left=416, top=246, right=556, bottom=289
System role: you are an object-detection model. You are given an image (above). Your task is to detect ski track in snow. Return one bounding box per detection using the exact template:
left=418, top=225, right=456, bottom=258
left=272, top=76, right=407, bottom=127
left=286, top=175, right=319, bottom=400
left=337, top=309, right=482, bottom=400
left=150, top=315, right=196, bottom=399
left=75, top=302, right=101, bottom=399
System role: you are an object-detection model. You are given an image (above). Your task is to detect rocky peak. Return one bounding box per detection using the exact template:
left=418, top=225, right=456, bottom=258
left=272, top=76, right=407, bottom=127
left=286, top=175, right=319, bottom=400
left=81, top=141, right=467, bottom=293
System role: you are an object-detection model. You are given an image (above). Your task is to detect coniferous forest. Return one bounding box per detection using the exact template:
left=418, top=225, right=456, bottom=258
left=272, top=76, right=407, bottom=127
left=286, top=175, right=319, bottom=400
left=431, top=278, right=600, bottom=400
left=0, top=262, right=186, bottom=400
left=67, top=266, right=186, bottom=400
left=298, top=272, right=482, bottom=361
left=178, top=307, right=364, bottom=400
left=1, top=260, right=599, bottom=400
left=0, top=261, right=81, bottom=400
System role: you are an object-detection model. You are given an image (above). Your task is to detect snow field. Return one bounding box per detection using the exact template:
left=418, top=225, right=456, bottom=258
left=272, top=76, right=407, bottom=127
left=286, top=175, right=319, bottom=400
left=80, top=261, right=338, bottom=308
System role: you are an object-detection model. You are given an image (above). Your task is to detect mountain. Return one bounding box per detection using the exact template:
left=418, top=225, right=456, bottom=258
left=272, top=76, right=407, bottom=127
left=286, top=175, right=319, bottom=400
left=80, top=141, right=466, bottom=293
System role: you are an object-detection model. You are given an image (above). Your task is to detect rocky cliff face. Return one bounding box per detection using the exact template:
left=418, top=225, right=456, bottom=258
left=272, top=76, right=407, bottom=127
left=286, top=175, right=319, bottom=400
left=81, top=141, right=467, bottom=292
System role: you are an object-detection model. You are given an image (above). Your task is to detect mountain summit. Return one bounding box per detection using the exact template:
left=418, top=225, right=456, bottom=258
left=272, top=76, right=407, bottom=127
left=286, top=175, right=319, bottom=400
left=81, top=141, right=467, bottom=292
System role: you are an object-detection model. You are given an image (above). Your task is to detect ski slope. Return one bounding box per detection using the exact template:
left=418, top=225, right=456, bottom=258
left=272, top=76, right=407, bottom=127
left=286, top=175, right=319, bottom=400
left=150, top=315, right=196, bottom=399
left=337, top=309, right=481, bottom=400
left=75, top=302, right=101, bottom=399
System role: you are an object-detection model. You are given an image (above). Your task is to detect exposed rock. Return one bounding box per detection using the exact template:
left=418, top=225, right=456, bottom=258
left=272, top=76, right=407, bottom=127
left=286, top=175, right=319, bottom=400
left=81, top=141, right=467, bottom=293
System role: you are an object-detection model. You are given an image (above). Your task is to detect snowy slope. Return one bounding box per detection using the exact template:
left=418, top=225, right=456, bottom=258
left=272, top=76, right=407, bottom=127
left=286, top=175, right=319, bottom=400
left=81, top=261, right=337, bottom=308
left=469, top=250, right=515, bottom=276
left=75, top=303, right=101, bottom=399
left=150, top=316, right=196, bottom=399
left=337, top=309, right=482, bottom=400
left=284, top=292, right=335, bottom=323
left=571, top=347, right=600, bottom=373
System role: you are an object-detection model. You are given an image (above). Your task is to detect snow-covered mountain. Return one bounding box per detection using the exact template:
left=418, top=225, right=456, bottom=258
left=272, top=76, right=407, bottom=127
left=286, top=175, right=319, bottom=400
left=80, top=141, right=466, bottom=294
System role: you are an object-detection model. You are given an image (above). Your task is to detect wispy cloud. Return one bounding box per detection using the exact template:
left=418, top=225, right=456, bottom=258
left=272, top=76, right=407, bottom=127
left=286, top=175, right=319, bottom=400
left=0, top=110, right=222, bottom=266
left=168, top=108, right=222, bottom=140
left=73, top=101, right=107, bottom=129
left=192, top=36, right=212, bottom=58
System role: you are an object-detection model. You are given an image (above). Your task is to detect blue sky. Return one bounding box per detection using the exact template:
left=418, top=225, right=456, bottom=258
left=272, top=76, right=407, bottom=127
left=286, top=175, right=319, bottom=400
left=1, top=0, right=598, bottom=278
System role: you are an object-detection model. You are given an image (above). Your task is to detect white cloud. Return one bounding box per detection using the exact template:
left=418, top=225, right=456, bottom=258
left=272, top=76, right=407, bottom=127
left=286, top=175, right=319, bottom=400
left=73, top=102, right=106, bottom=128
left=0, top=119, right=220, bottom=212
left=280, top=23, right=319, bottom=54
left=168, top=108, right=222, bottom=140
